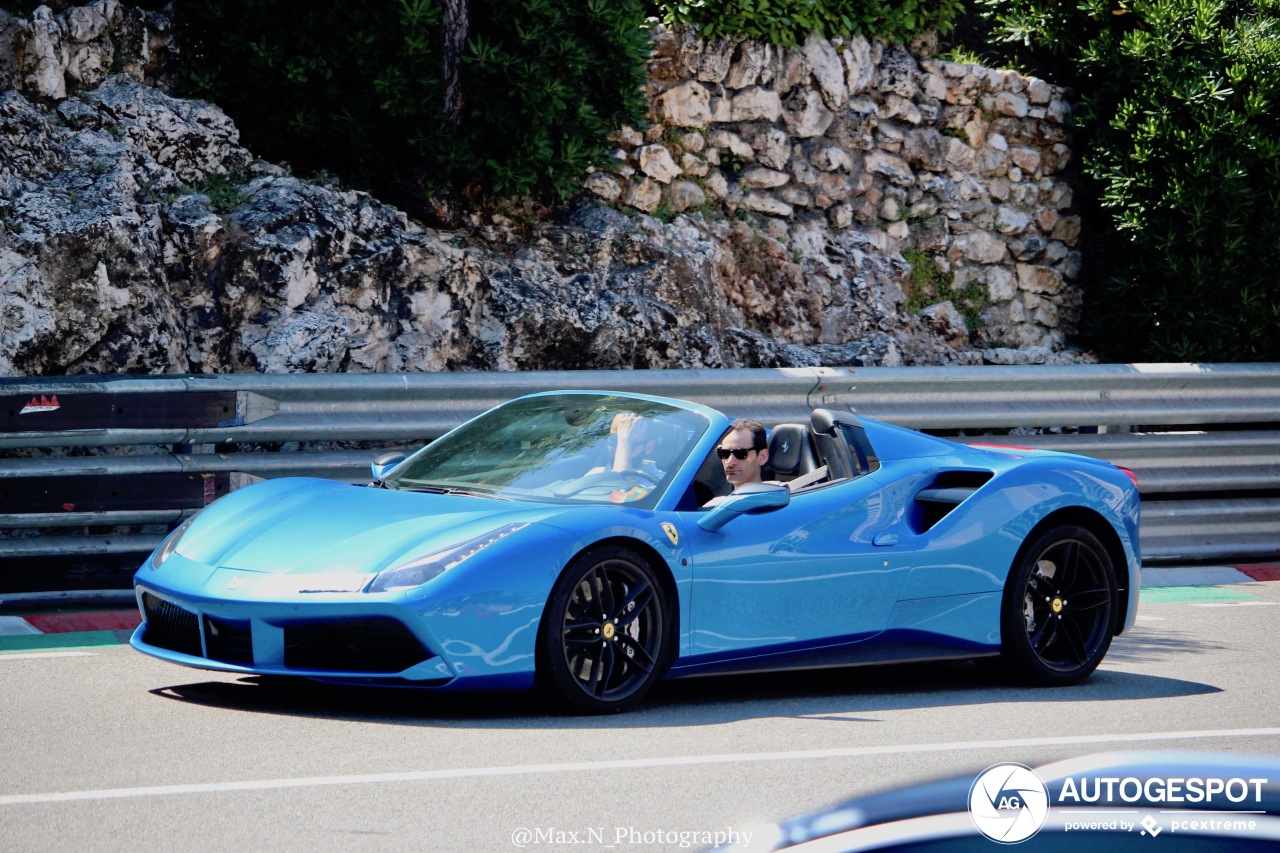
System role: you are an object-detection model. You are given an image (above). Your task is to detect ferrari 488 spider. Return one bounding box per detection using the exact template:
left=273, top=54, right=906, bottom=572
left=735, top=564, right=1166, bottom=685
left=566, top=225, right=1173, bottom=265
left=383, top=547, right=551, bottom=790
left=132, top=391, right=1140, bottom=712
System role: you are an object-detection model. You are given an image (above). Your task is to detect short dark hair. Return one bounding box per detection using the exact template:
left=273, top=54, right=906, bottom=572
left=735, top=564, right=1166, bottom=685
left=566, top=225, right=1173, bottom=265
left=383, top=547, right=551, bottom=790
left=726, top=418, right=767, bottom=450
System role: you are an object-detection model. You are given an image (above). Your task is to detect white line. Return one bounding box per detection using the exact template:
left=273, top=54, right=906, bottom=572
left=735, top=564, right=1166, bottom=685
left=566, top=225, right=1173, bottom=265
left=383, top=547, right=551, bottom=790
left=0, top=651, right=98, bottom=661
left=2, top=726, right=1278, bottom=807
left=1192, top=602, right=1276, bottom=608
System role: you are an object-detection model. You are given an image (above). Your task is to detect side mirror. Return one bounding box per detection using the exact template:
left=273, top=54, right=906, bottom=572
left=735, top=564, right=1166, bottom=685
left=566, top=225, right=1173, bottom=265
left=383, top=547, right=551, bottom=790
left=698, top=483, right=790, bottom=532
left=370, top=452, right=407, bottom=482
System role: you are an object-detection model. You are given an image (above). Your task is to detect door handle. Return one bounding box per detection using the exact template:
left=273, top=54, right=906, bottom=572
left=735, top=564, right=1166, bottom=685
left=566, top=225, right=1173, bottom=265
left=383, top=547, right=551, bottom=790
left=873, top=533, right=899, bottom=547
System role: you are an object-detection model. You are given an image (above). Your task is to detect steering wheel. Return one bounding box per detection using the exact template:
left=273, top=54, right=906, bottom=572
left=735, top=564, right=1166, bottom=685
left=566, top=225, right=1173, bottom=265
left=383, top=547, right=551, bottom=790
left=553, top=469, right=660, bottom=498
left=613, top=467, right=661, bottom=486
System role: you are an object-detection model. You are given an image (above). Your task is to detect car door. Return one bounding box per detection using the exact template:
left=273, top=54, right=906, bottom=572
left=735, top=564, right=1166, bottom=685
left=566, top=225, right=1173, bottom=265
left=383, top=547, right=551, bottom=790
left=673, top=473, right=916, bottom=673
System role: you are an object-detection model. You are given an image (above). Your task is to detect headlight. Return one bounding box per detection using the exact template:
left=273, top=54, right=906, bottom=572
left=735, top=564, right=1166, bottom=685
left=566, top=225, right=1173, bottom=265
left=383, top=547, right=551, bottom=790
left=151, top=510, right=202, bottom=568
left=366, top=523, right=529, bottom=593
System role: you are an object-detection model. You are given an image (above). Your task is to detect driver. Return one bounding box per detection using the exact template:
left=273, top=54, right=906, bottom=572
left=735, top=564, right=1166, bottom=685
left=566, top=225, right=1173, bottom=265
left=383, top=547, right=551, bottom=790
left=704, top=419, right=770, bottom=506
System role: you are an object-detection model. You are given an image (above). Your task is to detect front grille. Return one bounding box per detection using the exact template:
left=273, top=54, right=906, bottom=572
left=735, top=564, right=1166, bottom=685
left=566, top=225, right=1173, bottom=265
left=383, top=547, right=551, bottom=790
left=204, top=615, right=253, bottom=664
left=141, top=593, right=202, bottom=657
left=284, top=618, right=429, bottom=673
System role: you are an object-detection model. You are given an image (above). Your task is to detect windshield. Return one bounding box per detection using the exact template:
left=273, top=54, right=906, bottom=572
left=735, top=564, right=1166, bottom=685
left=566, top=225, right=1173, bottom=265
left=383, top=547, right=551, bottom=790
left=382, top=394, right=710, bottom=507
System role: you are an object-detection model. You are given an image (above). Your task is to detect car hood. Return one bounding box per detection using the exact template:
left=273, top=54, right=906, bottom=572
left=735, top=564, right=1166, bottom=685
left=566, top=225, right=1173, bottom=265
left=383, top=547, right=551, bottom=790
left=176, top=477, right=554, bottom=576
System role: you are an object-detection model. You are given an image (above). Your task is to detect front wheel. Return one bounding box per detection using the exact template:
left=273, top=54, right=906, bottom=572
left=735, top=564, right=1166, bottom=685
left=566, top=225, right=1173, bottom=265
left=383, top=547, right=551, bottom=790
left=538, top=546, right=671, bottom=714
left=999, top=525, right=1117, bottom=686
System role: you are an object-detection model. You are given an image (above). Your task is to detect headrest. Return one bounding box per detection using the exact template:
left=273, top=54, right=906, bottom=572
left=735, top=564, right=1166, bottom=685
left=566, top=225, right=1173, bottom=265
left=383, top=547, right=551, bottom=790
left=768, top=423, right=809, bottom=476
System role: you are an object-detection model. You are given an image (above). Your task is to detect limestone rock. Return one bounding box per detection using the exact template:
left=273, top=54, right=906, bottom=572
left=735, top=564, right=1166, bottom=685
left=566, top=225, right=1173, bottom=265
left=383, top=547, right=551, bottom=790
left=729, top=86, right=783, bottom=122
left=920, top=300, right=969, bottom=346
left=803, top=33, right=845, bottom=109
left=667, top=180, right=707, bottom=212
left=738, top=166, right=789, bottom=189
left=783, top=88, right=834, bottom=138
left=656, top=80, right=712, bottom=128
left=637, top=144, right=681, bottom=184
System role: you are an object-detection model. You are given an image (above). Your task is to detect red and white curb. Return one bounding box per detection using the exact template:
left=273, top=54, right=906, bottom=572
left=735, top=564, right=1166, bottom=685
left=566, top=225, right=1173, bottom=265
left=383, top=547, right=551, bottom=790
left=0, top=610, right=141, bottom=637
left=1143, top=562, right=1280, bottom=587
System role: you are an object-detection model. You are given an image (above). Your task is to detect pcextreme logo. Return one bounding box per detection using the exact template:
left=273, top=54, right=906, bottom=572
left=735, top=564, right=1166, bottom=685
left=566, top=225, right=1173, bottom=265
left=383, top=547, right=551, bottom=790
left=969, top=763, right=1051, bottom=844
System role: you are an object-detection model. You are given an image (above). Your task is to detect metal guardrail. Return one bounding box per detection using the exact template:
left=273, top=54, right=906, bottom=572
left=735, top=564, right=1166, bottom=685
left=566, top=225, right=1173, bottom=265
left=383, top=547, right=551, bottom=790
left=2, top=364, right=1278, bottom=591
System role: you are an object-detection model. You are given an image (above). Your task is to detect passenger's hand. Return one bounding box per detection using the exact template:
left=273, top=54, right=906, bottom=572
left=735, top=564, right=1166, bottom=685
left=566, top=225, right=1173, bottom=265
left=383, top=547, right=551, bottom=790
left=611, top=412, right=642, bottom=438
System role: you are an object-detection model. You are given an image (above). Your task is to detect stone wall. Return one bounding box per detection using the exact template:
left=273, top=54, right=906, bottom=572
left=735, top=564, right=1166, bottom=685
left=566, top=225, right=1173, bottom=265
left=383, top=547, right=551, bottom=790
left=1, top=4, right=1095, bottom=377
left=585, top=28, right=1083, bottom=350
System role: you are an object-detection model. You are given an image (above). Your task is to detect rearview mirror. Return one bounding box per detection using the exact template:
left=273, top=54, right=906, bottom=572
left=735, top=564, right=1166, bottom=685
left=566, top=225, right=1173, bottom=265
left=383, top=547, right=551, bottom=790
left=370, top=452, right=407, bottom=482
left=697, top=483, right=790, bottom=532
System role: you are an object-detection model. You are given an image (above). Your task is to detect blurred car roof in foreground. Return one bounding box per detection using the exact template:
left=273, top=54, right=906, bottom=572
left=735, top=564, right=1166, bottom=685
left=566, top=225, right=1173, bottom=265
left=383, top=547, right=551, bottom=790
left=716, top=751, right=1280, bottom=852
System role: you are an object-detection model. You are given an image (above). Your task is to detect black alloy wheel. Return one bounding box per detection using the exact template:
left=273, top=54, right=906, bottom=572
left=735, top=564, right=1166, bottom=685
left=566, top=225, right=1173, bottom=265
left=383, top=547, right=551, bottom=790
left=1000, top=524, right=1118, bottom=686
left=539, top=545, right=670, bottom=713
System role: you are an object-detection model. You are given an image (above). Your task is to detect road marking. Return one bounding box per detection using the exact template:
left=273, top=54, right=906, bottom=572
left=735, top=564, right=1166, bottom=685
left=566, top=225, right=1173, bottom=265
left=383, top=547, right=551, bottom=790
left=2, top=726, right=1278, bottom=807
left=0, top=631, right=125, bottom=653
left=0, top=651, right=97, bottom=661
left=1191, top=601, right=1276, bottom=608
left=1140, top=586, right=1261, bottom=605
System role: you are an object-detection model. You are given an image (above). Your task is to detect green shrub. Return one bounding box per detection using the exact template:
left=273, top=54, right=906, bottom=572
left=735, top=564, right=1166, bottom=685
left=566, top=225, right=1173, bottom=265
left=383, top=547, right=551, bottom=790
left=973, top=0, right=1280, bottom=361
left=462, top=0, right=653, bottom=198
left=655, top=0, right=963, bottom=47
left=903, top=248, right=986, bottom=330
left=177, top=0, right=650, bottom=206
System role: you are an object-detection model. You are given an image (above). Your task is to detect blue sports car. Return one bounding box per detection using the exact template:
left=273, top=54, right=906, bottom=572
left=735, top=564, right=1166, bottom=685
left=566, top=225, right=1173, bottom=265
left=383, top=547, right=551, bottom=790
left=131, top=391, right=1141, bottom=713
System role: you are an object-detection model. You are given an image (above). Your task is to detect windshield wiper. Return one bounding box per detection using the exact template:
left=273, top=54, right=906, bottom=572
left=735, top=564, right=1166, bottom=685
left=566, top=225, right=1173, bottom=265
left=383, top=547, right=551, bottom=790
left=445, top=487, right=510, bottom=500
left=394, top=485, right=509, bottom=500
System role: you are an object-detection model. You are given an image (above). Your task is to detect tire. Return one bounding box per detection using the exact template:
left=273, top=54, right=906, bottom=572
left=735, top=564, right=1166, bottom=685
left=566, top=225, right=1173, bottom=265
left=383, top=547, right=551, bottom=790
left=999, top=524, right=1117, bottom=686
left=538, top=545, right=671, bottom=714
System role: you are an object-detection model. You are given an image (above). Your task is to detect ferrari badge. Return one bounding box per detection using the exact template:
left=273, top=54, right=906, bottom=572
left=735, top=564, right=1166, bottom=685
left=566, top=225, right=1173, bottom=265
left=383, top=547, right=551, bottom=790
left=661, top=522, right=679, bottom=546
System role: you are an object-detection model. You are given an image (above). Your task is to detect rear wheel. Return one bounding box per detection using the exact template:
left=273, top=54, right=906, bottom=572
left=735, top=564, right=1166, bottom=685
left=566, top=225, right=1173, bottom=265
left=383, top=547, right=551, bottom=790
left=538, top=545, right=670, bottom=714
left=999, top=525, right=1117, bottom=685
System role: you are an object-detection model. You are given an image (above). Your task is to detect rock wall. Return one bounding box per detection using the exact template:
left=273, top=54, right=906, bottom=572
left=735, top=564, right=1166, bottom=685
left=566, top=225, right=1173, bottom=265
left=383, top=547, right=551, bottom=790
left=587, top=29, right=1084, bottom=351
left=0, top=3, right=1092, bottom=378
left=0, top=0, right=174, bottom=98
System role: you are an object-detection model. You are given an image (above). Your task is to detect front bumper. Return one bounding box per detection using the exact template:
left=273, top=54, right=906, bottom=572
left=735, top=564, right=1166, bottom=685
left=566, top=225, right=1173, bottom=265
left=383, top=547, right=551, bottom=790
left=132, top=586, right=457, bottom=684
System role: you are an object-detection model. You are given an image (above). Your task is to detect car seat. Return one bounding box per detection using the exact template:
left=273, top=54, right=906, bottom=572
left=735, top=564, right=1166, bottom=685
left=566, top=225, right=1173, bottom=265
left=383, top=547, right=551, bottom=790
left=766, top=423, right=816, bottom=482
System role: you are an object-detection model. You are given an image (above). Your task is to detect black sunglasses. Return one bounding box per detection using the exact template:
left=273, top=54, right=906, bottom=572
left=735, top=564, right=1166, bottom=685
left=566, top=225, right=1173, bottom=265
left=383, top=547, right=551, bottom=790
left=716, top=446, right=761, bottom=460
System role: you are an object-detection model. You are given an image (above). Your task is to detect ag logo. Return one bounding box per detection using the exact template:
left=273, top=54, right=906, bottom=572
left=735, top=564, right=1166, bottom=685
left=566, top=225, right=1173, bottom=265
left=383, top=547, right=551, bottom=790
left=661, top=522, right=679, bottom=546
left=968, top=763, right=1049, bottom=844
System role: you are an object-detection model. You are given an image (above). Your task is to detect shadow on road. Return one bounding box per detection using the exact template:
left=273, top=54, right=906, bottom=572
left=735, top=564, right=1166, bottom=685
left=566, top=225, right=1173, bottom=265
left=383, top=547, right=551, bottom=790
left=148, top=654, right=1219, bottom=730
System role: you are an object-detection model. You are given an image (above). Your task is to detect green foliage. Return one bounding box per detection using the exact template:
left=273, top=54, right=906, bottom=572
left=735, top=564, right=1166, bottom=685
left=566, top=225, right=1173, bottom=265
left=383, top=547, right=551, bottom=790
left=974, top=0, right=1280, bottom=361
left=903, top=248, right=987, bottom=329
left=177, top=0, right=443, bottom=201
left=462, top=0, right=653, bottom=198
left=177, top=0, right=650, bottom=206
left=192, top=171, right=251, bottom=213
left=654, top=0, right=963, bottom=47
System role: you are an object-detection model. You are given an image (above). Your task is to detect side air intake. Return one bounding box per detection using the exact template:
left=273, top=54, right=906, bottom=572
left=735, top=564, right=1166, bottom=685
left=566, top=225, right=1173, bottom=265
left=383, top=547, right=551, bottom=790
left=912, top=471, right=994, bottom=533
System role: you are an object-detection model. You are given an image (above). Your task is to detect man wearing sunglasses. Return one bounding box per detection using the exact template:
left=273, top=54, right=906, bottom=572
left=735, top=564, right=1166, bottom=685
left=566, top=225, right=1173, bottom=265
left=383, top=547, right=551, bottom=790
left=709, top=419, right=770, bottom=503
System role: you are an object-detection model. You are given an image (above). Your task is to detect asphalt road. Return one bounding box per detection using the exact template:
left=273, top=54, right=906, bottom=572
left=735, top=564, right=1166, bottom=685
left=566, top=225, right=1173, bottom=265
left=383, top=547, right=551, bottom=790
left=2, top=580, right=1278, bottom=852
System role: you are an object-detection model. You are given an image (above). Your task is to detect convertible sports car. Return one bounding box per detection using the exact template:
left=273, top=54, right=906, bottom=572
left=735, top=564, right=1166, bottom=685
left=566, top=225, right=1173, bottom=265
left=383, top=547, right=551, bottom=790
left=131, top=391, right=1141, bottom=713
